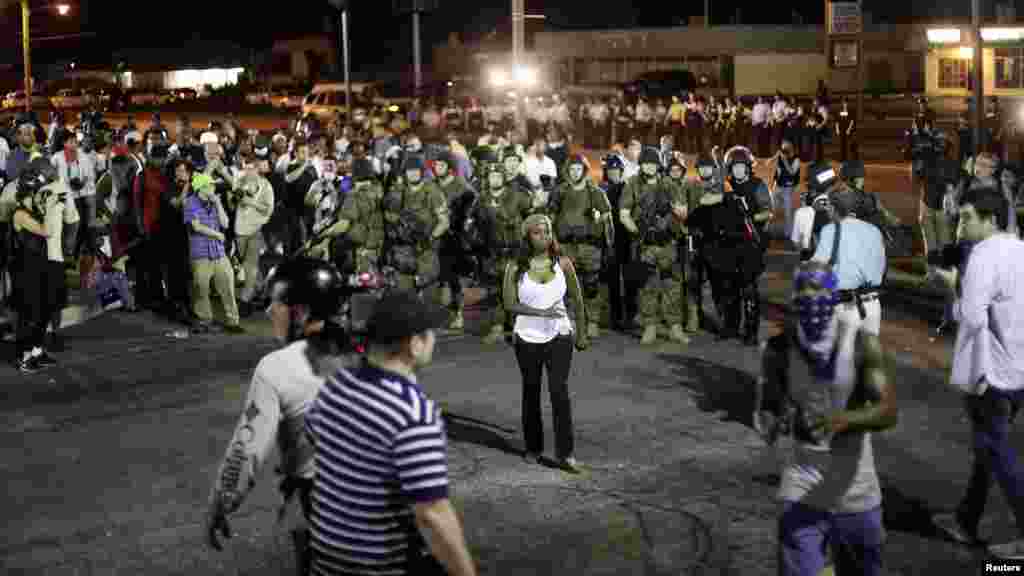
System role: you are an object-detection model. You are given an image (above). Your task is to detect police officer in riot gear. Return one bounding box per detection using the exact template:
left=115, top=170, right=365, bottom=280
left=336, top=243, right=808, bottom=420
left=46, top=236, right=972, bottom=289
left=434, top=150, right=477, bottom=330
left=601, top=154, right=637, bottom=332
left=549, top=154, right=614, bottom=337
left=206, top=258, right=347, bottom=573
left=382, top=156, right=449, bottom=297
left=335, top=158, right=387, bottom=276
left=620, top=147, right=689, bottom=344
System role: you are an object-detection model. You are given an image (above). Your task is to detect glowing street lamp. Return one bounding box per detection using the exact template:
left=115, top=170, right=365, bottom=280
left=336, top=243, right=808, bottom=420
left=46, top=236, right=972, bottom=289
left=514, top=66, right=536, bottom=87
left=489, top=68, right=508, bottom=87
left=19, top=1, right=73, bottom=112
left=56, top=3, right=70, bottom=15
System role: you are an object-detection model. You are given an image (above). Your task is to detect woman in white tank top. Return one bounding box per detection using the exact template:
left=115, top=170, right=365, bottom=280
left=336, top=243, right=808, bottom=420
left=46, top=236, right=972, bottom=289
left=502, top=214, right=589, bottom=473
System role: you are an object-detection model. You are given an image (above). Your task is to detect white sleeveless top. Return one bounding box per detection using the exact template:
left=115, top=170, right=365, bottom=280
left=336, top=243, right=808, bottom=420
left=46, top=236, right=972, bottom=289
left=514, top=262, right=574, bottom=344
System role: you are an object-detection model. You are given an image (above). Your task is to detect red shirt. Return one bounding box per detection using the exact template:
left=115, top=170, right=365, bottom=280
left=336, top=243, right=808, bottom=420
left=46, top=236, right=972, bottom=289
left=134, top=167, right=168, bottom=235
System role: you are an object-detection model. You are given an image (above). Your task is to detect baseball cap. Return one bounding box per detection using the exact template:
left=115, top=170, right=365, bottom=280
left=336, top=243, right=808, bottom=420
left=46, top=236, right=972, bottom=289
left=366, top=290, right=448, bottom=344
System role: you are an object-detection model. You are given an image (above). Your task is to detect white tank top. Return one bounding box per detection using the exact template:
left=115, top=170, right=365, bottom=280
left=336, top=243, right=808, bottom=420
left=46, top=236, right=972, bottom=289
left=513, top=262, right=574, bottom=343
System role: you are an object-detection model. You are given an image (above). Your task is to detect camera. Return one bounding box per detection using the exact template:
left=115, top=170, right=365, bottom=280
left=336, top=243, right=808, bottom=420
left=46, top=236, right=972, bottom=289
left=68, top=177, right=85, bottom=192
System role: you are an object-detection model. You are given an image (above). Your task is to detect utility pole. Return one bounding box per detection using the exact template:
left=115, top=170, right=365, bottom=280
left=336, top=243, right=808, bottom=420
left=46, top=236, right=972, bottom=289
left=413, top=10, right=422, bottom=94
left=972, top=0, right=984, bottom=157
left=21, top=0, right=31, bottom=112
left=512, top=0, right=527, bottom=141
left=328, top=0, right=352, bottom=117
left=856, top=0, right=863, bottom=125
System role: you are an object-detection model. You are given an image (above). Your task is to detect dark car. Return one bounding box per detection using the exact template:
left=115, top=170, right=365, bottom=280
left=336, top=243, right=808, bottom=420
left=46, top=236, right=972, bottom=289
left=623, top=70, right=698, bottom=100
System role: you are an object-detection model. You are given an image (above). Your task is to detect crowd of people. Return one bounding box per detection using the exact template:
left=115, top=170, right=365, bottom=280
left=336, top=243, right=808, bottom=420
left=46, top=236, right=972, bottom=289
left=1, top=85, right=1023, bottom=574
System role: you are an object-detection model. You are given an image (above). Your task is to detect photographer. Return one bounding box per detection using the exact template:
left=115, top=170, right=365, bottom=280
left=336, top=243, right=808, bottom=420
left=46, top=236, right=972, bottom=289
left=231, top=144, right=274, bottom=318
left=51, top=129, right=97, bottom=264
left=12, top=159, right=60, bottom=372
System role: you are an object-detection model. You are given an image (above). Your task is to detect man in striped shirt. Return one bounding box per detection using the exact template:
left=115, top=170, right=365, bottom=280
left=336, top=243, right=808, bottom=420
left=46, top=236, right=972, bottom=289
left=305, top=290, right=477, bottom=576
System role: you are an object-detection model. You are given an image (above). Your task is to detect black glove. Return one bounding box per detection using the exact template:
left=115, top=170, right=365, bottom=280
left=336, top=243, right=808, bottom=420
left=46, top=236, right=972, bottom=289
left=205, top=493, right=235, bottom=551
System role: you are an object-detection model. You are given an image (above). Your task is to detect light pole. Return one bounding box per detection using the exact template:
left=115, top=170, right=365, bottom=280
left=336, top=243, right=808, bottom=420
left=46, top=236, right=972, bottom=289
left=19, top=1, right=73, bottom=112
left=971, top=0, right=984, bottom=157
left=327, top=0, right=352, bottom=118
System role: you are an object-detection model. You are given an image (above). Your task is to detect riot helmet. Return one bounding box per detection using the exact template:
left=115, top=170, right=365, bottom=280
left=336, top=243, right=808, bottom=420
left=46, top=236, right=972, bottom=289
left=724, top=146, right=754, bottom=184
left=603, top=154, right=624, bottom=184
left=264, top=257, right=346, bottom=344
left=696, top=154, right=717, bottom=183
left=639, top=147, right=660, bottom=178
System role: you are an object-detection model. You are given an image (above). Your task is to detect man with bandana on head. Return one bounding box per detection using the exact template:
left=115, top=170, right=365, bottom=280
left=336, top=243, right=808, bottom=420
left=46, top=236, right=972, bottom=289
left=620, top=147, right=689, bottom=344
left=434, top=150, right=477, bottom=331
left=382, top=156, right=449, bottom=298
left=754, top=260, right=897, bottom=576
left=549, top=154, right=613, bottom=338
left=470, top=162, right=533, bottom=344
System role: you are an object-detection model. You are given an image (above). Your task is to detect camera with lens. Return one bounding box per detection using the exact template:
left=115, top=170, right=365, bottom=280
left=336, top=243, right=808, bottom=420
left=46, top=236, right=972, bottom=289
left=68, top=177, right=85, bottom=192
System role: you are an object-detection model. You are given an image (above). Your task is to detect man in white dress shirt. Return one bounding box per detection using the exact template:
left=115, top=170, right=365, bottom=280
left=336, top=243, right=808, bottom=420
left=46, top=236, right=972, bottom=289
left=930, top=186, right=1024, bottom=560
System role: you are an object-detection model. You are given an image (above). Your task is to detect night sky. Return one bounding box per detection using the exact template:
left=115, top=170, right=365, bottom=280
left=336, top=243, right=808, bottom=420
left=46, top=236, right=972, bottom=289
left=1, top=0, right=1021, bottom=76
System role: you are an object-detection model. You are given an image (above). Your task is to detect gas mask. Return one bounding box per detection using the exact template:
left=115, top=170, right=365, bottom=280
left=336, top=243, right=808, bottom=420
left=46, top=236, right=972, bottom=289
left=606, top=168, right=623, bottom=185
left=641, top=163, right=658, bottom=179
left=698, top=165, right=715, bottom=183
left=568, top=163, right=586, bottom=183
left=730, top=163, right=750, bottom=183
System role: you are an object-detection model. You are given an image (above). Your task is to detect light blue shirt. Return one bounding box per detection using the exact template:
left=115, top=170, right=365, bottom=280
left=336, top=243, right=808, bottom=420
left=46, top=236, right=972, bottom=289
left=812, top=217, right=886, bottom=290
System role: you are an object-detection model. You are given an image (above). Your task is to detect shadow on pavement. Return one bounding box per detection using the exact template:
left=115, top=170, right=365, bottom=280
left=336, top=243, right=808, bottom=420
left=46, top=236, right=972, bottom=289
left=880, top=475, right=942, bottom=541
left=658, top=354, right=757, bottom=429
left=442, top=411, right=524, bottom=457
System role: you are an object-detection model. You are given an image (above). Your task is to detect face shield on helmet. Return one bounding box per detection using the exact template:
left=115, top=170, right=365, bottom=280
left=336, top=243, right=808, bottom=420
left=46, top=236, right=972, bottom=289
left=730, top=162, right=750, bottom=183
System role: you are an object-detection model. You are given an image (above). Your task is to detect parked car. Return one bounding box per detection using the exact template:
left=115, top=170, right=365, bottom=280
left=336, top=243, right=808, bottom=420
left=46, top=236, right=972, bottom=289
left=622, top=70, right=698, bottom=100
left=3, top=90, right=49, bottom=110
left=273, top=89, right=307, bottom=109
left=52, top=88, right=88, bottom=109
left=126, top=89, right=169, bottom=106
left=168, top=87, right=198, bottom=101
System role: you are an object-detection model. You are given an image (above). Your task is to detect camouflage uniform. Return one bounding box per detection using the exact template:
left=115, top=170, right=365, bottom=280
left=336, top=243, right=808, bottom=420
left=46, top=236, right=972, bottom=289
left=549, top=157, right=613, bottom=337
left=468, top=164, right=533, bottom=343
left=621, top=164, right=689, bottom=344
left=338, top=178, right=386, bottom=275
left=436, top=163, right=476, bottom=329
left=667, top=173, right=708, bottom=333
left=382, top=175, right=449, bottom=298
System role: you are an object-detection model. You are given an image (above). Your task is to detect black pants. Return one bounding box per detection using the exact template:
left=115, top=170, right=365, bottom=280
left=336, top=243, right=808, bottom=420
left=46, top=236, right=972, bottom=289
left=608, top=236, right=638, bottom=329
left=438, top=242, right=462, bottom=312
left=15, top=256, right=48, bottom=359
left=160, top=224, right=192, bottom=315
left=514, top=334, right=575, bottom=459
left=285, top=208, right=307, bottom=256
left=136, top=236, right=167, bottom=307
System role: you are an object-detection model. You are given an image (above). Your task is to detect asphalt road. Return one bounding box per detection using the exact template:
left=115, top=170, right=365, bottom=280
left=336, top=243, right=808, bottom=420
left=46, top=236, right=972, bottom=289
left=0, top=252, right=1011, bottom=575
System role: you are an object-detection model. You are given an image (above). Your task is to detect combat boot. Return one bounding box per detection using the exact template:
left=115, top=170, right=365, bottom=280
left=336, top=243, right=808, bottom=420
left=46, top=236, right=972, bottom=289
left=448, top=309, right=464, bottom=331
left=685, top=303, right=700, bottom=334
left=483, top=324, right=504, bottom=345
left=641, top=325, right=658, bottom=344
left=587, top=322, right=600, bottom=339
left=669, top=323, right=689, bottom=344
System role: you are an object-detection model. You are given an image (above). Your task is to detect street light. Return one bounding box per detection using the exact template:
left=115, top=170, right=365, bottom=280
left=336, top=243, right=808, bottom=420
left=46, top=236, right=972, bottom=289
left=19, top=0, right=73, bottom=112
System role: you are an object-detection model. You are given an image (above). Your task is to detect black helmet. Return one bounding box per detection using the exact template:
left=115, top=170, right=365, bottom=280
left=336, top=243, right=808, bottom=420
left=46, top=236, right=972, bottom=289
left=839, top=160, right=865, bottom=182
left=639, top=147, right=660, bottom=166
left=696, top=154, right=716, bottom=181
left=17, top=157, right=58, bottom=200
left=264, top=257, right=345, bottom=320
left=352, top=158, right=376, bottom=181
left=723, top=146, right=754, bottom=172
left=602, top=154, right=624, bottom=172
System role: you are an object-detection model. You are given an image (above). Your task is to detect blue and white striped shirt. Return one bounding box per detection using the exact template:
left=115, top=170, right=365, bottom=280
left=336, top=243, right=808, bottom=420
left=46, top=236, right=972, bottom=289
left=305, top=364, right=449, bottom=575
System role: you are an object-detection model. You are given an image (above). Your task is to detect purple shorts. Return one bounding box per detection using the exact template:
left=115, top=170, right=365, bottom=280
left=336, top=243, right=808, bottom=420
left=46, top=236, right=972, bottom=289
left=778, top=501, right=884, bottom=576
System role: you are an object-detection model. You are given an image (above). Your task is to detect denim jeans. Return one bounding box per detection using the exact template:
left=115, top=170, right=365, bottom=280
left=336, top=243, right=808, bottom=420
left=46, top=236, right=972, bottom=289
left=778, top=501, right=885, bottom=576
left=956, top=385, right=1024, bottom=537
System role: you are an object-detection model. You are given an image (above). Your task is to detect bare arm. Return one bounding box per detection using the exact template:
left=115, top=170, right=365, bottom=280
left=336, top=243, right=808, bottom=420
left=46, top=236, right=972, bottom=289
left=13, top=208, right=49, bottom=237
left=413, top=499, right=477, bottom=576
left=560, top=256, right=587, bottom=337
left=502, top=261, right=559, bottom=318
left=816, top=332, right=899, bottom=436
